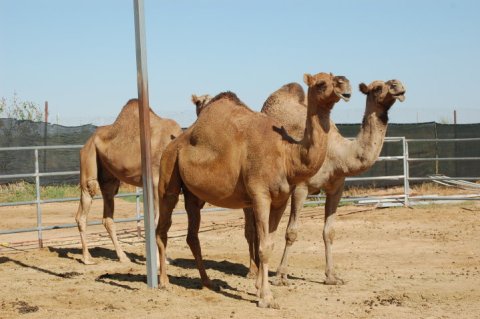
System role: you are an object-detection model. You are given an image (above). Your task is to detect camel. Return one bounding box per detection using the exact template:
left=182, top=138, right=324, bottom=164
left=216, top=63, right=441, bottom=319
left=244, top=79, right=406, bottom=286
left=156, top=72, right=351, bottom=308
left=75, top=99, right=182, bottom=265
left=191, top=94, right=213, bottom=116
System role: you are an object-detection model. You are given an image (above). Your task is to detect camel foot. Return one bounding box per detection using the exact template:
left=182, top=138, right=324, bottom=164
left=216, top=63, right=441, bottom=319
left=246, top=269, right=257, bottom=279
left=270, top=273, right=290, bottom=286
left=324, top=276, right=344, bottom=285
left=159, top=283, right=170, bottom=290
left=258, top=296, right=280, bottom=309
left=82, top=256, right=96, bottom=265
left=118, top=253, right=130, bottom=263
left=202, top=278, right=217, bottom=291
left=159, top=275, right=170, bottom=289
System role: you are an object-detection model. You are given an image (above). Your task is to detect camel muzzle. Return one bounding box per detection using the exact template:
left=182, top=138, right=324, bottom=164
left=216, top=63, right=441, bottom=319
left=393, top=92, right=406, bottom=102
left=340, top=93, right=351, bottom=102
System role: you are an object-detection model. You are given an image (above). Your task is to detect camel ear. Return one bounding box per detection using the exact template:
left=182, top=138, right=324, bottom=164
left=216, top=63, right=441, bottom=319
left=191, top=94, right=199, bottom=106
left=359, top=83, right=369, bottom=95
left=303, top=73, right=315, bottom=86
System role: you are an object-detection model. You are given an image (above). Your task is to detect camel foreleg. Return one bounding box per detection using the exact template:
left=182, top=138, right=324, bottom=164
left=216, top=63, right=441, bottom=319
left=323, top=179, right=345, bottom=285
left=272, top=184, right=308, bottom=286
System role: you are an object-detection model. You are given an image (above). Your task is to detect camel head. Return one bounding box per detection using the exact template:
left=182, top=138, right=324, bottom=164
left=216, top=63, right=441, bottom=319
left=303, top=72, right=352, bottom=110
left=359, top=79, right=406, bottom=111
left=191, top=94, right=213, bottom=116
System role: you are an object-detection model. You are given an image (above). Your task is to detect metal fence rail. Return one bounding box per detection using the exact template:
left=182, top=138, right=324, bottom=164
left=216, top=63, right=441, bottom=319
left=0, top=145, right=235, bottom=246
left=308, top=137, right=480, bottom=206
left=1, top=137, right=480, bottom=247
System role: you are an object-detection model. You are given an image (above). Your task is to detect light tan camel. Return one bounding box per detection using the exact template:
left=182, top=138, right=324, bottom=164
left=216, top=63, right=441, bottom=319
left=191, top=94, right=213, bottom=116
left=156, top=72, right=351, bottom=308
left=75, top=99, right=182, bottom=264
left=244, top=79, right=406, bottom=286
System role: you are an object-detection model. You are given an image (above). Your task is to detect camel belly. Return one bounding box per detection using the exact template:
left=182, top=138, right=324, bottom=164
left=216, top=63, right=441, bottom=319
left=203, top=194, right=252, bottom=209
left=183, top=173, right=251, bottom=209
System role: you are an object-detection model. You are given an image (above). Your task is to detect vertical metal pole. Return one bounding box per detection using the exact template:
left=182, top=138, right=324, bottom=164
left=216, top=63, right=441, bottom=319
left=133, top=0, right=158, bottom=288
left=43, top=101, right=48, bottom=172
left=34, top=149, right=43, bottom=248
left=402, top=137, right=410, bottom=207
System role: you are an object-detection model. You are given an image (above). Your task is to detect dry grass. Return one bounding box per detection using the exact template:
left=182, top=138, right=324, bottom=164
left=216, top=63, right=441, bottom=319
left=342, top=182, right=480, bottom=197
left=1, top=181, right=478, bottom=204
left=0, top=181, right=139, bottom=203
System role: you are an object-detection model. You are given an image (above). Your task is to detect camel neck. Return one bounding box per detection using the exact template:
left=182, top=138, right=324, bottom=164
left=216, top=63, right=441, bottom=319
left=288, top=102, right=330, bottom=183
left=346, top=98, right=389, bottom=174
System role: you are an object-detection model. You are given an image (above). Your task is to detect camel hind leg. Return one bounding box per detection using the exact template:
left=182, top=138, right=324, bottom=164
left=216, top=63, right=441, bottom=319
left=243, top=207, right=259, bottom=279
left=156, top=150, right=181, bottom=288
left=183, top=188, right=211, bottom=288
left=75, top=184, right=98, bottom=264
left=99, top=170, right=129, bottom=263
left=75, top=140, right=101, bottom=265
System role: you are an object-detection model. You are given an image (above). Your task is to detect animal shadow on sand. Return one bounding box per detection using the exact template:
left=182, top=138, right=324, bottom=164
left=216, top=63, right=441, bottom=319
left=48, top=246, right=146, bottom=264
left=171, top=258, right=287, bottom=279
left=95, top=269, right=254, bottom=303
left=171, top=258, right=252, bottom=277
left=0, top=256, right=82, bottom=279
left=172, top=258, right=327, bottom=285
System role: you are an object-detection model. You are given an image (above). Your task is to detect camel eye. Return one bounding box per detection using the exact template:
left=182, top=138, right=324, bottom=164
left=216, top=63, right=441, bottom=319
left=314, top=81, right=326, bottom=90
left=373, top=86, right=383, bottom=94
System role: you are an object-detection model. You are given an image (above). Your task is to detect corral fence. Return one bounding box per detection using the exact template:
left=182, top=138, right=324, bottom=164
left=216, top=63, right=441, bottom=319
left=1, top=136, right=479, bottom=248
left=2, top=119, right=480, bottom=185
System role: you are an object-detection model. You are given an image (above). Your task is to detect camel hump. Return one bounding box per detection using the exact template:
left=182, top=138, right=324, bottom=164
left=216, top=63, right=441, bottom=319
left=277, top=83, right=305, bottom=103
left=262, top=82, right=306, bottom=112
left=113, top=99, right=141, bottom=122
left=207, top=91, right=253, bottom=112
left=112, top=98, right=161, bottom=127
left=209, top=91, right=242, bottom=105
left=125, top=98, right=139, bottom=105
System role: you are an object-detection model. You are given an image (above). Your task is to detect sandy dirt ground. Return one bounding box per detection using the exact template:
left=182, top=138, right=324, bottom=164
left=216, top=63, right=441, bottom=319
left=0, top=199, right=479, bottom=319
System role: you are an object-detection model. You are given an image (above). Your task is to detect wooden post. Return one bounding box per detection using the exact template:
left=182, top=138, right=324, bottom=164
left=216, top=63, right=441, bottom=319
left=44, top=101, right=49, bottom=123
left=133, top=0, right=158, bottom=288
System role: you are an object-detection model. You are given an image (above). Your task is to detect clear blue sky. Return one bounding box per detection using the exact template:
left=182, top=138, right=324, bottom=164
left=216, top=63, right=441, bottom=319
left=1, top=0, right=479, bottom=127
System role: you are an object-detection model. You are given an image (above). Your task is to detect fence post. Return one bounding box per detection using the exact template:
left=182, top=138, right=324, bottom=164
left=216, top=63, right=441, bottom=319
left=133, top=0, right=158, bottom=288
left=43, top=101, right=48, bottom=172
left=402, top=137, right=410, bottom=207
left=34, top=149, right=44, bottom=248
